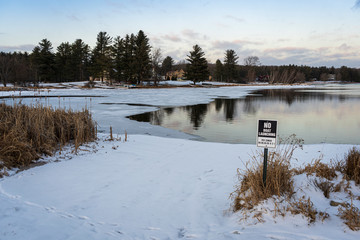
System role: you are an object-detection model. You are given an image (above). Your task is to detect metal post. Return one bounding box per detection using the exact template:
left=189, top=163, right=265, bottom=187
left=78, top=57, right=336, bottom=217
left=263, top=148, right=268, bottom=188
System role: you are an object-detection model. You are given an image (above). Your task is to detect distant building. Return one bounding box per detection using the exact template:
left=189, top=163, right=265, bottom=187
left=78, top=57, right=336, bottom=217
left=166, top=69, right=185, bottom=80
left=328, top=74, right=336, bottom=81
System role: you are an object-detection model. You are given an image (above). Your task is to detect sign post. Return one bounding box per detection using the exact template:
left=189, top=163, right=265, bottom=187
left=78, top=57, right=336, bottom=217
left=257, top=120, right=278, bottom=187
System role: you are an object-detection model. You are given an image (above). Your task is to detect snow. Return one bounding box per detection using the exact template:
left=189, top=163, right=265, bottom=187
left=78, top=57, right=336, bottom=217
left=0, top=83, right=359, bottom=239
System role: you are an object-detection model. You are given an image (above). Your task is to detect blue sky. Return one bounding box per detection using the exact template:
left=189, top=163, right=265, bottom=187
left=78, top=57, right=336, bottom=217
left=0, top=0, right=359, bottom=67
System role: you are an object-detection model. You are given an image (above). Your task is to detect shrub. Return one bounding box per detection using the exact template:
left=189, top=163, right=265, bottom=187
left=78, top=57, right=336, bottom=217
left=0, top=102, right=96, bottom=171
left=289, top=196, right=320, bottom=223
left=312, top=179, right=334, bottom=198
left=230, top=135, right=302, bottom=211
left=297, top=158, right=337, bottom=180
left=343, top=147, right=360, bottom=185
left=338, top=203, right=360, bottom=231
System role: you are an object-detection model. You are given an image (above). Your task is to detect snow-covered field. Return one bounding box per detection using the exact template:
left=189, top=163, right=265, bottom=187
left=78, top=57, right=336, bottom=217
left=1, top=83, right=359, bottom=239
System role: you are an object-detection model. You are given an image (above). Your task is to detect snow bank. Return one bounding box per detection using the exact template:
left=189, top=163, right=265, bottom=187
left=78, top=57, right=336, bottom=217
left=1, top=84, right=359, bottom=239
left=0, top=134, right=358, bottom=239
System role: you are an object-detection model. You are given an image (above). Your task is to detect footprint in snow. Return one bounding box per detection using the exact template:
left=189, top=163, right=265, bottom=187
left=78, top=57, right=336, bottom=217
left=178, top=227, right=186, bottom=238
left=147, top=227, right=161, bottom=231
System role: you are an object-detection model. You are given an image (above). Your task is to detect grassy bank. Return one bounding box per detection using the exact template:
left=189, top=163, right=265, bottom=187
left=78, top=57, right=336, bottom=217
left=231, top=136, right=360, bottom=230
left=0, top=103, right=96, bottom=175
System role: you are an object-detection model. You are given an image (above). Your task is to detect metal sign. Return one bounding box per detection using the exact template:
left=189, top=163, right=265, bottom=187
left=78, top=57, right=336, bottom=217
left=257, top=120, right=278, bottom=148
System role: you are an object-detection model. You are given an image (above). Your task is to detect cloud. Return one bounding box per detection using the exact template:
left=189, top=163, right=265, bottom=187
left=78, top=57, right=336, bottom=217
left=225, top=15, right=245, bottom=23
left=68, top=14, right=81, bottom=22
left=264, top=47, right=312, bottom=58
left=181, top=29, right=200, bottom=39
left=212, top=39, right=262, bottom=50
left=259, top=44, right=360, bottom=67
left=163, top=34, right=182, bottom=42
left=0, top=44, right=35, bottom=52
left=338, top=43, right=352, bottom=51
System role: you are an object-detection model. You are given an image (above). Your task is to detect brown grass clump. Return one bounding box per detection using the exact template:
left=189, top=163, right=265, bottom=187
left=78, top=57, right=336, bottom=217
left=230, top=135, right=302, bottom=212
left=312, top=179, right=334, bottom=198
left=343, top=147, right=360, bottom=185
left=0, top=102, right=96, bottom=171
left=297, top=158, right=337, bottom=180
left=288, top=195, right=329, bottom=223
left=231, top=152, right=294, bottom=211
left=289, top=196, right=318, bottom=223
left=338, top=203, right=360, bottom=231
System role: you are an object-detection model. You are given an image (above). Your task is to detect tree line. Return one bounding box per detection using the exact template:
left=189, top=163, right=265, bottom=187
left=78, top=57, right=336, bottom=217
left=0, top=30, right=175, bottom=87
left=211, top=50, right=360, bottom=83
left=0, top=30, right=359, bottom=87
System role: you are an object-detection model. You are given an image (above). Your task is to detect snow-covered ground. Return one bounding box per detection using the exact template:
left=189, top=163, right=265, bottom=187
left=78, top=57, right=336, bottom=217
left=1, top=83, right=359, bottom=239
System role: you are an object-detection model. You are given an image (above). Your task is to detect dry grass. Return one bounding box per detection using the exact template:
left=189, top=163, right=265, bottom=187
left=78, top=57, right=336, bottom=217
left=338, top=202, right=360, bottom=231
left=231, top=152, right=294, bottom=211
left=0, top=102, right=96, bottom=172
left=230, top=135, right=360, bottom=229
left=230, top=135, right=302, bottom=211
left=296, top=158, right=338, bottom=180
left=312, top=179, right=334, bottom=198
left=288, top=196, right=329, bottom=223
left=343, top=147, right=360, bottom=185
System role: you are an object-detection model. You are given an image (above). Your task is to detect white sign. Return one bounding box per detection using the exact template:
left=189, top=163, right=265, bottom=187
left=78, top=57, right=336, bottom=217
left=257, top=120, right=278, bottom=148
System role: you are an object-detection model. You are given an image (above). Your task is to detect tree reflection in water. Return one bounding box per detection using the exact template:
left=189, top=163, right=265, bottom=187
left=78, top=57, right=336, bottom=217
left=127, top=86, right=360, bottom=144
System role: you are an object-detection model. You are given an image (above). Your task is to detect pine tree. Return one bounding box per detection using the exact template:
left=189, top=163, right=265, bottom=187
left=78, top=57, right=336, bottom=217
left=0, top=52, right=14, bottom=87
left=224, top=49, right=238, bottom=82
left=185, top=44, right=209, bottom=84
left=214, top=59, right=224, bottom=82
left=71, top=39, right=90, bottom=82
left=31, top=39, right=55, bottom=82
left=91, top=31, right=112, bottom=83
left=55, top=42, right=72, bottom=82
left=122, top=34, right=136, bottom=83
left=161, top=56, right=174, bottom=75
left=134, top=30, right=151, bottom=84
left=112, top=36, right=125, bottom=82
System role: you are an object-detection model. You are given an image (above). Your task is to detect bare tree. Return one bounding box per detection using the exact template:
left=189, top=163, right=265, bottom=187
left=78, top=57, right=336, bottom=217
left=243, top=56, right=260, bottom=66
left=151, top=48, right=163, bottom=86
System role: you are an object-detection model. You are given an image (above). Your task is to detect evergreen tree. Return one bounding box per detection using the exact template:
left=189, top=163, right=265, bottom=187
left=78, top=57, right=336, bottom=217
left=134, top=30, right=151, bottom=84
left=122, top=34, right=136, bottom=83
left=185, top=44, right=209, bottom=84
left=91, top=31, right=112, bottom=83
left=71, top=39, right=90, bottom=82
left=55, top=42, right=72, bottom=82
left=214, top=59, right=224, bottom=82
left=31, top=39, right=55, bottom=82
left=0, top=52, right=14, bottom=87
left=112, top=36, right=125, bottom=82
left=224, top=49, right=239, bottom=82
left=161, top=56, right=174, bottom=75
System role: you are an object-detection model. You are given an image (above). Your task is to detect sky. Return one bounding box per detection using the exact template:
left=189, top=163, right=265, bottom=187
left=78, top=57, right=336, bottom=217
left=0, top=0, right=359, bottom=67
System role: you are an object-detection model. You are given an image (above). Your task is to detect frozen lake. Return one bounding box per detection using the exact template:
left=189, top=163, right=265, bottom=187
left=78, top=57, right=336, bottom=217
left=128, top=84, right=360, bottom=144
left=2, top=83, right=359, bottom=144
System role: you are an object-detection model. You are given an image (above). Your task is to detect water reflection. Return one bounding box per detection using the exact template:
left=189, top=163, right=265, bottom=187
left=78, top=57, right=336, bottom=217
left=128, top=85, right=360, bottom=144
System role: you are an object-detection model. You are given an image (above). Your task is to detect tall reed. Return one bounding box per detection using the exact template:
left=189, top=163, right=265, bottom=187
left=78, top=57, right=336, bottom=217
left=0, top=102, right=96, bottom=171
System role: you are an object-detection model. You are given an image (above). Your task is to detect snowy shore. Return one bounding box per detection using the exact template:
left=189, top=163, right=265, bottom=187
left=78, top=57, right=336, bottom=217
left=0, top=83, right=359, bottom=239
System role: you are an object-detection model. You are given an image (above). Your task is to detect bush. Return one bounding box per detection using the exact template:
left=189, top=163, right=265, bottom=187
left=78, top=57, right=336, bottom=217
left=344, top=147, right=360, bottom=184
left=296, top=158, right=337, bottom=180
left=230, top=136, right=360, bottom=229
left=0, top=103, right=96, bottom=171
left=230, top=135, right=302, bottom=211
left=339, top=204, right=360, bottom=231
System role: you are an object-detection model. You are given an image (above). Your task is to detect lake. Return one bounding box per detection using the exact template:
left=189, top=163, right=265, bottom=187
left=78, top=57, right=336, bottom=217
left=129, top=84, right=360, bottom=144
